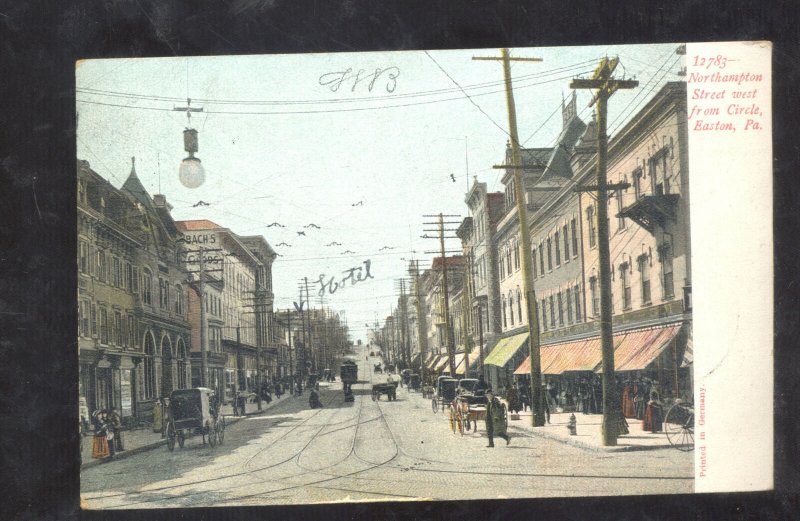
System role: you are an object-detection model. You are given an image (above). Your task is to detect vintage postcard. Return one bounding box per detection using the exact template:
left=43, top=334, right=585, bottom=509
left=75, top=41, right=772, bottom=508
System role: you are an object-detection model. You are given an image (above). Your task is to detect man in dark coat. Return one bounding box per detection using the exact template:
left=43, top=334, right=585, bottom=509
left=484, top=389, right=510, bottom=447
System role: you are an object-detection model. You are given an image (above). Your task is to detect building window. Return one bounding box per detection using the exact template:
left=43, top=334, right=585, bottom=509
left=142, top=268, right=153, bottom=304
left=566, top=288, right=573, bottom=323
left=127, top=315, right=136, bottom=348
left=532, top=248, right=538, bottom=277
left=638, top=254, right=651, bottom=304
left=574, top=285, right=582, bottom=322
left=112, top=257, right=121, bottom=287
left=590, top=276, right=599, bottom=316
left=547, top=238, right=553, bottom=271
left=554, top=231, right=561, bottom=267
left=514, top=241, right=520, bottom=270
left=99, top=307, right=108, bottom=345
left=660, top=243, right=675, bottom=299
left=79, top=299, right=90, bottom=337
left=650, top=149, right=671, bottom=196
left=616, top=189, right=626, bottom=231
left=125, top=262, right=132, bottom=291
left=79, top=241, right=89, bottom=274
left=571, top=218, right=579, bottom=257
left=541, top=299, right=547, bottom=331
left=563, top=224, right=570, bottom=260
left=620, top=263, right=631, bottom=310
left=499, top=251, right=505, bottom=280
left=508, top=294, right=515, bottom=326
left=91, top=304, right=97, bottom=337
left=516, top=288, right=523, bottom=324
left=132, top=266, right=140, bottom=296
left=506, top=247, right=513, bottom=275
left=587, top=206, right=596, bottom=248
left=557, top=292, right=564, bottom=325
left=549, top=295, right=556, bottom=328
left=97, top=251, right=107, bottom=282
left=502, top=299, right=507, bottom=329
left=174, top=284, right=184, bottom=315
left=114, top=311, right=123, bottom=346
left=539, top=243, right=545, bottom=275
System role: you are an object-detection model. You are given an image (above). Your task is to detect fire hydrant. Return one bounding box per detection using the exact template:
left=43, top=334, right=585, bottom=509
left=567, top=413, right=577, bottom=436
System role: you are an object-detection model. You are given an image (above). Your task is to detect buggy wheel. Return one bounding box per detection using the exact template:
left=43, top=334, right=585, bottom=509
left=665, top=402, right=695, bottom=452
left=166, top=422, right=176, bottom=451
left=456, top=408, right=465, bottom=435
left=207, top=423, right=217, bottom=448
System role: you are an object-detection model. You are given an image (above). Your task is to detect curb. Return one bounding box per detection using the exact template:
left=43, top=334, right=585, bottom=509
left=506, top=422, right=675, bottom=452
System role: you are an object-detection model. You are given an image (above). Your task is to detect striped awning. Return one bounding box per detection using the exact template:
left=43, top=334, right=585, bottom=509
left=614, top=324, right=682, bottom=371
left=484, top=332, right=529, bottom=367
left=426, top=355, right=441, bottom=370
left=681, top=331, right=693, bottom=367
left=514, top=323, right=683, bottom=375
left=434, top=355, right=452, bottom=372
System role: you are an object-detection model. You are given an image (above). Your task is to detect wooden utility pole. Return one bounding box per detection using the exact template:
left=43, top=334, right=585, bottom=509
left=473, top=48, right=545, bottom=427
left=571, top=57, right=638, bottom=446
left=411, top=260, right=429, bottom=384
left=438, top=213, right=456, bottom=376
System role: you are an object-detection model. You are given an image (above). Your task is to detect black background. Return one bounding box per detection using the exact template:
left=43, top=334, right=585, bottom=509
left=0, top=1, right=797, bottom=520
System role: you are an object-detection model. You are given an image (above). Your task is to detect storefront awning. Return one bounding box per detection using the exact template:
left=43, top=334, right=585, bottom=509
left=457, top=346, right=483, bottom=374
left=435, top=355, right=452, bottom=372
left=615, top=324, right=682, bottom=371
left=681, top=332, right=693, bottom=367
left=484, top=332, right=529, bottom=367
left=427, top=355, right=442, bottom=370
left=410, top=352, right=421, bottom=366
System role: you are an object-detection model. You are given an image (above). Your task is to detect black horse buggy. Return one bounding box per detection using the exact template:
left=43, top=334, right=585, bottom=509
left=371, top=380, right=398, bottom=401
left=166, top=388, right=225, bottom=450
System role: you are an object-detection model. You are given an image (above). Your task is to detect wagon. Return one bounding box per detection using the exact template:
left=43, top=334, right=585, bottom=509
left=371, top=381, right=398, bottom=401
left=166, top=387, right=225, bottom=451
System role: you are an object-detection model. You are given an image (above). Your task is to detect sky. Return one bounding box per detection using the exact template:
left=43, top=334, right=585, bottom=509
left=76, top=43, right=684, bottom=343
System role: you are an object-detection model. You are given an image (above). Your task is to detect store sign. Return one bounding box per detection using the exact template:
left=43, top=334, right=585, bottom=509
left=315, top=259, right=375, bottom=297
left=120, top=369, right=133, bottom=417
left=181, top=232, right=218, bottom=245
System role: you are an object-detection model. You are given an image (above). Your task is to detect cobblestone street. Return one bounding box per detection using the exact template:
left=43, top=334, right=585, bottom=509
left=81, top=349, right=692, bottom=508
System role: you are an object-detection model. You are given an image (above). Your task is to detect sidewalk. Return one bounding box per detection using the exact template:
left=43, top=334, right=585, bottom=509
left=80, top=390, right=303, bottom=470
left=504, top=409, right=677, bottom=452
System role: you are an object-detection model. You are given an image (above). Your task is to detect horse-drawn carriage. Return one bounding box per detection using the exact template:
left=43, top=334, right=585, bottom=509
left=166, top=387, right=225, bottom=450
left=407, top=373, right=421, bottom=392
left=371, top=381, right=398, bottom=401
left=431, top=376, right=458, bottom=413
left=448, top=379, right=489, bottom=435
left=340, top=360, right=358, bottom=402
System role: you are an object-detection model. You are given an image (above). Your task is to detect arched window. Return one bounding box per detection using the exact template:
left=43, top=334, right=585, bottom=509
left=143, top=332, right=156, bottom=399
left=508, top=293, right=515, bottom=326
left=502, top=299, right=507, bottom=329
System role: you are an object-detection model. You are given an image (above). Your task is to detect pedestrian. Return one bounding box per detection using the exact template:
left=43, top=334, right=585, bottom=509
left=484, top=389, right=510, bottom=447
left=108, top=407, right=124, bottom=452
left=506, top=384, right=521, bottom=414
left=309, top=388, right=323, bottom=409
left=152, top=397, right=164, bottom=437
left=92, top=410, right=115, bottom=461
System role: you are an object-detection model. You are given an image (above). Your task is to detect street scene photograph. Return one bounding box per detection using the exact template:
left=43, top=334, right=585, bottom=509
left=76, top=43, right=696, bottom=508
